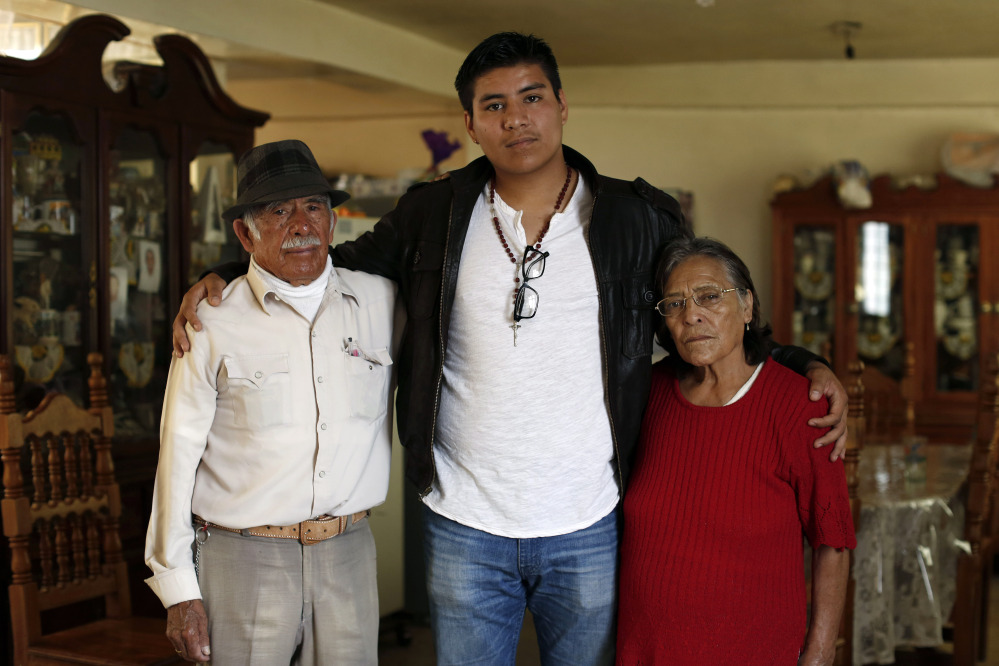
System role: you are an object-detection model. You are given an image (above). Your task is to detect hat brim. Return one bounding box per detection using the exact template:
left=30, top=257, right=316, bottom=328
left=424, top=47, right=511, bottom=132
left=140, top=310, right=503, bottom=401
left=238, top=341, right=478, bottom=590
left=222, top=185, right=350, bottom=223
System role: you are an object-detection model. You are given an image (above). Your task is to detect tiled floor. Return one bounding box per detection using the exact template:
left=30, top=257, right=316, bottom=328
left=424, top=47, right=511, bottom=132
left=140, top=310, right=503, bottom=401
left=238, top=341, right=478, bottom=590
left=378, top=568, right=999, bottom=665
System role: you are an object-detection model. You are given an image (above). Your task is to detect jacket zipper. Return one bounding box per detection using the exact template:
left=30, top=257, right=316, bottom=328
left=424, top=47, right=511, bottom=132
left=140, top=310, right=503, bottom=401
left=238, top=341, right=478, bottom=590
left=584, top=186, right=626, bottom=494
left=420, top=198, right=455, bottom=499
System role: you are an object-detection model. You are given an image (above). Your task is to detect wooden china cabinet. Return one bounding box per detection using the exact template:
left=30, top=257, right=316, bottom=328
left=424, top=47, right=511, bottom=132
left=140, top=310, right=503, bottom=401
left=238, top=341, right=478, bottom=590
left=771, top=174, right=999, bottom=443
left=0, top=13, right=268, bottom=635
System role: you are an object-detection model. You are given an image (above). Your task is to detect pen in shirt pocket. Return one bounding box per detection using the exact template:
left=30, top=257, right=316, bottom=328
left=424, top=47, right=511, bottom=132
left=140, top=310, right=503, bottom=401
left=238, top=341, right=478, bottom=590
left=344, top=337, right=361, bottom=357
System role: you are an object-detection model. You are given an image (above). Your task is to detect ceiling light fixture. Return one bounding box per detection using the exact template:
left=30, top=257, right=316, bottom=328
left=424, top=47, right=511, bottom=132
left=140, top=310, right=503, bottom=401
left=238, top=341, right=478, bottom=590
left=830, top=20, right=862, bottom=60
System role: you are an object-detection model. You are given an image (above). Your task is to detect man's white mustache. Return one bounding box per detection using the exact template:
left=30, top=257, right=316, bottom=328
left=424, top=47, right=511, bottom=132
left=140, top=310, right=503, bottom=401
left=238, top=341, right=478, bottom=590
left=282, top=235, right=322, bottom=249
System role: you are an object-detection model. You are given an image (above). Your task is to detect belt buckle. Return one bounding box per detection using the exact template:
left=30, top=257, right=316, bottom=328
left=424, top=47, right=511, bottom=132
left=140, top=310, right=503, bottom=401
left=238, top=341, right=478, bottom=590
left=299, top=519, right=318, bottom=546
left=299, top=515, right=337, bottom=545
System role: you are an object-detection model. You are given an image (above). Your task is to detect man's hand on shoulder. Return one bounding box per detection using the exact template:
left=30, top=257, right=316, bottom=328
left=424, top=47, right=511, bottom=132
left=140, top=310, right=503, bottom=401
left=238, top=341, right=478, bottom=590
left=805, top=361, right=847, bottom=461
left=166, top=599, right=210, bottom=662
left=172, top=274, right=227, bottom=357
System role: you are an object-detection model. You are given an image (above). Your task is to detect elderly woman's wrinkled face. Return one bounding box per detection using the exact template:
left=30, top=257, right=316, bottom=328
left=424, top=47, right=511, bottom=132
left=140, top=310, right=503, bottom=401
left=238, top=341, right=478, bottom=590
left=662, top=255, right=752, bottom=368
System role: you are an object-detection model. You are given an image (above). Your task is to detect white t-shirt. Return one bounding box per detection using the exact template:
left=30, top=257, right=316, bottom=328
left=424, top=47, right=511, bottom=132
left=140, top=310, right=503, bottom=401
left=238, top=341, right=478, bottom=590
left=725, top=363, right=765, bottom=405
left=425, top=176, right=620, bottom=538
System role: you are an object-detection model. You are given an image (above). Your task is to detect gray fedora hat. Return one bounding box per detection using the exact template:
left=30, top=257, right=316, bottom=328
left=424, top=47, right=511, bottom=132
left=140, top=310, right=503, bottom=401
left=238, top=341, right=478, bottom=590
left=222, top=139, right=350, bottom=223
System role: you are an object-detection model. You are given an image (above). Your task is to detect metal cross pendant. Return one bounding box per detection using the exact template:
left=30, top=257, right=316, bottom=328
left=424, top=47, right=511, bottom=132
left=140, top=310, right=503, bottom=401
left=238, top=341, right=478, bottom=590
left=510, top=322, right=521, bottom=347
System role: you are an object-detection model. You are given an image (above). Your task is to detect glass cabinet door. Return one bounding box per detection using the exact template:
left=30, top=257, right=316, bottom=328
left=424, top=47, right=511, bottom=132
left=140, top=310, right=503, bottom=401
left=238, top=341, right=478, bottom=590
left=107, top=127, right=169, bottom=438
left=934, top=224, right=979, bottom=392
left=188, top=141, right=242, bottom=285
left=854, top=221, right=905, bottom=379
left=10, top=111, right=89, bottom=409
left=791, top=226, right=836, bottom=356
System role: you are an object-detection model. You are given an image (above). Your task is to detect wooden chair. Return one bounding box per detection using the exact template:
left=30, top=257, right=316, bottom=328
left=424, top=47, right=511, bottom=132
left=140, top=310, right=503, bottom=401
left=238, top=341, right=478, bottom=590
left=862, top=342, right=916, bottom=443
left=1, top=353, right=179, bottom=665
left=833, top=360, right=865, bottom=666
left=950, top=351, right=999, bottom=665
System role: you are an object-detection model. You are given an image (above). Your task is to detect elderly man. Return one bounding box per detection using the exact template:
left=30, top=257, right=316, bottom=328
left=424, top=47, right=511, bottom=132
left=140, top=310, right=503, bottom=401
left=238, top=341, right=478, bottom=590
left=145, top=140, right=396, bottom=664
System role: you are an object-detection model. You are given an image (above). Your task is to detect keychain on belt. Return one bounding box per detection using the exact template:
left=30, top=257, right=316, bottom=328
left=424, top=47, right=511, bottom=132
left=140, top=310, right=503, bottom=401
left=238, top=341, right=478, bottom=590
left=194, top=523, right=210, bottom=578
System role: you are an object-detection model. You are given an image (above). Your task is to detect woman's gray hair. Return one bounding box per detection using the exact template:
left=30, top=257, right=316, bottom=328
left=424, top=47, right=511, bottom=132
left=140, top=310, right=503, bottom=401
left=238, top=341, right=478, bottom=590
left=240, top=193, right=334, bottom=240
left=654, top=236, right=774, bottom=372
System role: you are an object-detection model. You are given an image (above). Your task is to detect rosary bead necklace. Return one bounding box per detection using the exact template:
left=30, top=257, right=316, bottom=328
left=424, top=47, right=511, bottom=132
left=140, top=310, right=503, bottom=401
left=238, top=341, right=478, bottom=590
left=489, top=164, right=571, bottom=303
left=488, top=163, right=572, bottom=345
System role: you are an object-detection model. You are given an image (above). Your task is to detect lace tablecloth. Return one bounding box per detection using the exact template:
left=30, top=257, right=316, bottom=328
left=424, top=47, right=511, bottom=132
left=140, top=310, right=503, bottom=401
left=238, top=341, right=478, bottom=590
left=853, top=443, right=972, bottom=665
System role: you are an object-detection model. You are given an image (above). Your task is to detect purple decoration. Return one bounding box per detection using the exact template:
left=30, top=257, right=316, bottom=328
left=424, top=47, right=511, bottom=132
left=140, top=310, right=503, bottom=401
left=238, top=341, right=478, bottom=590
left=422, top=129, right=461, bottom=167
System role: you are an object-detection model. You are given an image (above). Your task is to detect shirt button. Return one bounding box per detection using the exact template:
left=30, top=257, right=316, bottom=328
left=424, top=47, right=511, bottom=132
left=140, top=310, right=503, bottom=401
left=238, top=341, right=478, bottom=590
left=312, top=331, right=317, bottom=338
left=320, top=423, right=327, bottom=430
left=317, top=376, right=324, bottom=383
left=318, top=471, right=326, bottom=478
left=254, top=371, right=263, bottom=379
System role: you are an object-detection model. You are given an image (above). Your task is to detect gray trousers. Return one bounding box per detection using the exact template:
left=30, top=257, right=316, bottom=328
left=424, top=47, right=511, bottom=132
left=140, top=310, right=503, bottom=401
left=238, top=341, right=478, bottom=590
left=196, top=516, right=378, bottom=665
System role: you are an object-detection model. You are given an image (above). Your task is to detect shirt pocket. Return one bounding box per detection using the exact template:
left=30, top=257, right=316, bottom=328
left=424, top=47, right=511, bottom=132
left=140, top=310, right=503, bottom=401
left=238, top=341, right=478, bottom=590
left=344, top=346, right=393, bottom=421
left=222, top=354, right=291, bottom=429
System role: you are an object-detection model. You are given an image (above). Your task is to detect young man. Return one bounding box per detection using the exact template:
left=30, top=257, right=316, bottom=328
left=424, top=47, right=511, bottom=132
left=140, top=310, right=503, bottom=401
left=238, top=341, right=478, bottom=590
left=173, top=33, right=846, bottom=665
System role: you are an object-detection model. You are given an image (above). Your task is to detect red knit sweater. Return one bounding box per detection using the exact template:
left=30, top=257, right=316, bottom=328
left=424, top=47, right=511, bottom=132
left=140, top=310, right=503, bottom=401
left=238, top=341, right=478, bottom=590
left=616, top=359, right=856, bottom=665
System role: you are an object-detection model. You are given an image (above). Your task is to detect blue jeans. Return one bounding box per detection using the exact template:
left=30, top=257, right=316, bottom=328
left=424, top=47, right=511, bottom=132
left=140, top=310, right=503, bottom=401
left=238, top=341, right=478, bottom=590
left=422, top=506, right=619, bottom=666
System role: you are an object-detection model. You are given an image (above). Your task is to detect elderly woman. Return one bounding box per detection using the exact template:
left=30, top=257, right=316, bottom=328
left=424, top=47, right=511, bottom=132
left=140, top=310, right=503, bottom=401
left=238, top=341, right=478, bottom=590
left=616, top=238, right=856, bottom=666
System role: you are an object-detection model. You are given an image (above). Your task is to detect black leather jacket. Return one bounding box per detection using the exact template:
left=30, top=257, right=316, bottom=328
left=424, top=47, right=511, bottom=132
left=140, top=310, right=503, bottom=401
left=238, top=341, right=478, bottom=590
left=222, top=145, right=817, bottom=494
left=329, top=146, right=695, bottom=495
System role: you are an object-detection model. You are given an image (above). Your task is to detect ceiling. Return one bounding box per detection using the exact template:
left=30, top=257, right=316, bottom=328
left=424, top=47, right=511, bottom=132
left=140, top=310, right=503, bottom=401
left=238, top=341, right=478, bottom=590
left=314, top=0, right=999, bottom=66
left=4, top=0, right=999, bottom=99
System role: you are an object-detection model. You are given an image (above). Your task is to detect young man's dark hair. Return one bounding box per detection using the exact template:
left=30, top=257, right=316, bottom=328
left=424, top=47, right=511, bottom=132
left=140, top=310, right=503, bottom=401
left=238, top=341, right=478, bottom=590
left=454, top=32, right=562, bottom=114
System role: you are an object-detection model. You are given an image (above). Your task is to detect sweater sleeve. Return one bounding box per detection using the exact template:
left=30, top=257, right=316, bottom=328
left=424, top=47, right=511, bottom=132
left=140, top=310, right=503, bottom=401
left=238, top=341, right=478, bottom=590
left=784, top=396, right=857, bottom=550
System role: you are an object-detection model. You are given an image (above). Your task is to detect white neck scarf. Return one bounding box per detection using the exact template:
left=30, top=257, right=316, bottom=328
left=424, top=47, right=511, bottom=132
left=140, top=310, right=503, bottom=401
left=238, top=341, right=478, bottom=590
left=250, top=255, right=332, bottom=322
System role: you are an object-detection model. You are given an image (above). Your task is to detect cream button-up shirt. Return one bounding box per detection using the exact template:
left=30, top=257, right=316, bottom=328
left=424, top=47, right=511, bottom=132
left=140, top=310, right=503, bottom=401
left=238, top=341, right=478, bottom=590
left=144, top=260, right=397, bottom=608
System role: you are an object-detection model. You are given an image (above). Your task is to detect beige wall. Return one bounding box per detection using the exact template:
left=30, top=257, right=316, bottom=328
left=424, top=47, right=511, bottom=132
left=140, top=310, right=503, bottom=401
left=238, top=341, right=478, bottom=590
left=563, top=105, right=999, bottom=319
left=75, top=0, right=999, bottom=319
left=227, top=77, right=468, bottom=178
left=558, top=59, right=999, bottom=319
left=254, top=116, right=468, bottom=179
left=230, top=60, right=999, bottom=323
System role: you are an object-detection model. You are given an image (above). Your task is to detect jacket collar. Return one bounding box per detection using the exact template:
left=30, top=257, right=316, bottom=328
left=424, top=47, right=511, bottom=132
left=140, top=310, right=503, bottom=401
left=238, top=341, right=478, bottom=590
left=447, top=144, right=600, bottom=199
left=432, top=144, right=601, bottom=349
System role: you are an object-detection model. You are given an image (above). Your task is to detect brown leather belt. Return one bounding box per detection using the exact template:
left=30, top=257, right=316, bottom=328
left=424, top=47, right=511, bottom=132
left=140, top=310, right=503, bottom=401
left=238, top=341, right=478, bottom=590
left=194, top=511, right=368, bottom=546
